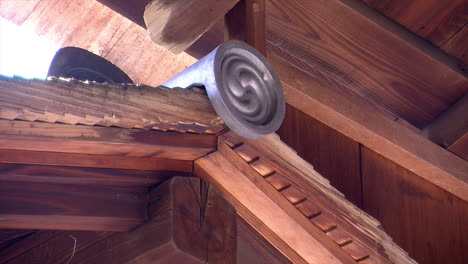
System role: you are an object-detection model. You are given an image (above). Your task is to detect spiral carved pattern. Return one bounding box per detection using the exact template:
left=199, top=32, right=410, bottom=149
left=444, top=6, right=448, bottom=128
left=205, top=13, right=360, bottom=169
left=220, top=49, right=282, bottom=132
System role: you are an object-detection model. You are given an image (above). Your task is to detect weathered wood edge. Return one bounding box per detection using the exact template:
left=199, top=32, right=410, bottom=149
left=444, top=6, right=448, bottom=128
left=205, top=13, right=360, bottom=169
left=0, top=76, right=225, bottom=134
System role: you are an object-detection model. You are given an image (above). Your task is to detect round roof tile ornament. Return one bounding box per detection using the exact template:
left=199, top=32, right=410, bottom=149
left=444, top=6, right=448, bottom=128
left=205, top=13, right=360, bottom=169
left=164, top=40, right=285, bottom=139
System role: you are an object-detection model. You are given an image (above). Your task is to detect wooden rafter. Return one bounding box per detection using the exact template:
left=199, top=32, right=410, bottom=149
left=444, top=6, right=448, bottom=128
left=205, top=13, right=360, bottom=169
left=195, top=132, right=415, bottom=264
left=270, top=55, right=468, bottom=202
left=267, top=0, right=467, bottom=128
left=0, top=177, right=237, bottom=264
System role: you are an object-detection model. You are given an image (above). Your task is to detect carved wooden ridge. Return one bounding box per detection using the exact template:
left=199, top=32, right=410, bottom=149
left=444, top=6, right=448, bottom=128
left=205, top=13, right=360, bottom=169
left=195, top=132, right=415, bottom=264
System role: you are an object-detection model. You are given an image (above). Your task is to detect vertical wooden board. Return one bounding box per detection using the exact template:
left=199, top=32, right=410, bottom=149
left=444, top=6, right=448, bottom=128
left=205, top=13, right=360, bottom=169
left=362, top=0, right=467, bottom=46
left=277, top=105, right=362, bottom=207
left=266, top=0, right=467, bottom=128
left=361, top=146, right=468, bottom=264
left=0, top=0, right=41, bottom=25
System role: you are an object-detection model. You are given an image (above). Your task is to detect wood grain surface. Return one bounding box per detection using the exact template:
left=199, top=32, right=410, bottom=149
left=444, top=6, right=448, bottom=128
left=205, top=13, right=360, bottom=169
left=0, top=120, right=217, bottom=160
left=0, top=76, right=224, bottom=134
left=144, top=0, right=238, bottom=53
left=362, top=0, right=467, bottom=46
left=270, top=55, right=468, bottom=203
left=217, top=132, right=416, bottom=264
left=0, top=163, right=174, bottom=186
left=0, top=182, right=147, bottom=231
left=442, top=24, right=468, bottom=66
left=0, top=149, right=192, bottom=171
left=225, top=0, right=266, bottom=55
left=277, top=104, right=362, bottom=207
left=266, top=0, right=467, bottom=128
left=362, top=146, right=468, bottom=264
left=1, top=177, right=236, bottom=264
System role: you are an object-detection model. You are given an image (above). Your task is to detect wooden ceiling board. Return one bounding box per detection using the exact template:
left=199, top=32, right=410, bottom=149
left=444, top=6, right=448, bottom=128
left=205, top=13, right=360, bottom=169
left=266, top=0, right=467, bottom=129
left=362, top=0, right=468, bottom=47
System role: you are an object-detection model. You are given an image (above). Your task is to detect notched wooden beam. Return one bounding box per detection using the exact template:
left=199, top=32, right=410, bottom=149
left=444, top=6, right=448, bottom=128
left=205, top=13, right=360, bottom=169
left=196, top=131, right=416, bottom=264
left=0, top=76, right=225, bottom=134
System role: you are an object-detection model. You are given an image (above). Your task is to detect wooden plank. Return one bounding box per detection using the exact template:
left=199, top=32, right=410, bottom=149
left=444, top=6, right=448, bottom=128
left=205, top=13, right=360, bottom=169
left=442, top=24, right=468, bottom=66
left=0, top=149, right=192, bottom=171
left=361, top=146, right=468, bottom=264
left=0, top=120, right=216, bottom=160
left=0, top=182, right=147, bottom=231
left=0, top=76, right=224, bottom=134
left=12, top=177, right=236, bottom=264
left=216, top=132, right=415, bottom=264
left=144, top=0, right=238, bottom=54
left=421, top=93, right=468, bottom=148
left=277, top=104, right=362, bottom=207
left=362, top=0, right=467, bottom=47
left=225, top=0, right=267, bottom=55
left=0, top=163, right=173, bottom=186
left=269, top=54, right=468, bottom=202
left=266, top=0, right=467, bottom=128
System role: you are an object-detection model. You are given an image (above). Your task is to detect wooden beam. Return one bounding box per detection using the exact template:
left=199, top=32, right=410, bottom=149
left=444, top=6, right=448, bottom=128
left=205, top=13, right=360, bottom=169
left=198, top=132, right=415, bottom=263
left=144, top=0, right=239, bottom=54
left=0, top=182, right=147, bottom=231
left=0, top=163, right=174, bottom=186
left=195, top=152, right=341, bottom=264
left=0, top=149, right=192, bottom=171
left=1, top=177, right=237, bottom=264
left=270, top=54, right=468, bottom=202
left=0, top=76, right=224, bottom=134
left=266, top=0, right=467, bottom=128
left=225, top=0, right=266, bottom=55
left=421, top=93, right=468, bottom=148
left=0, top=120, right=216, bottom=160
